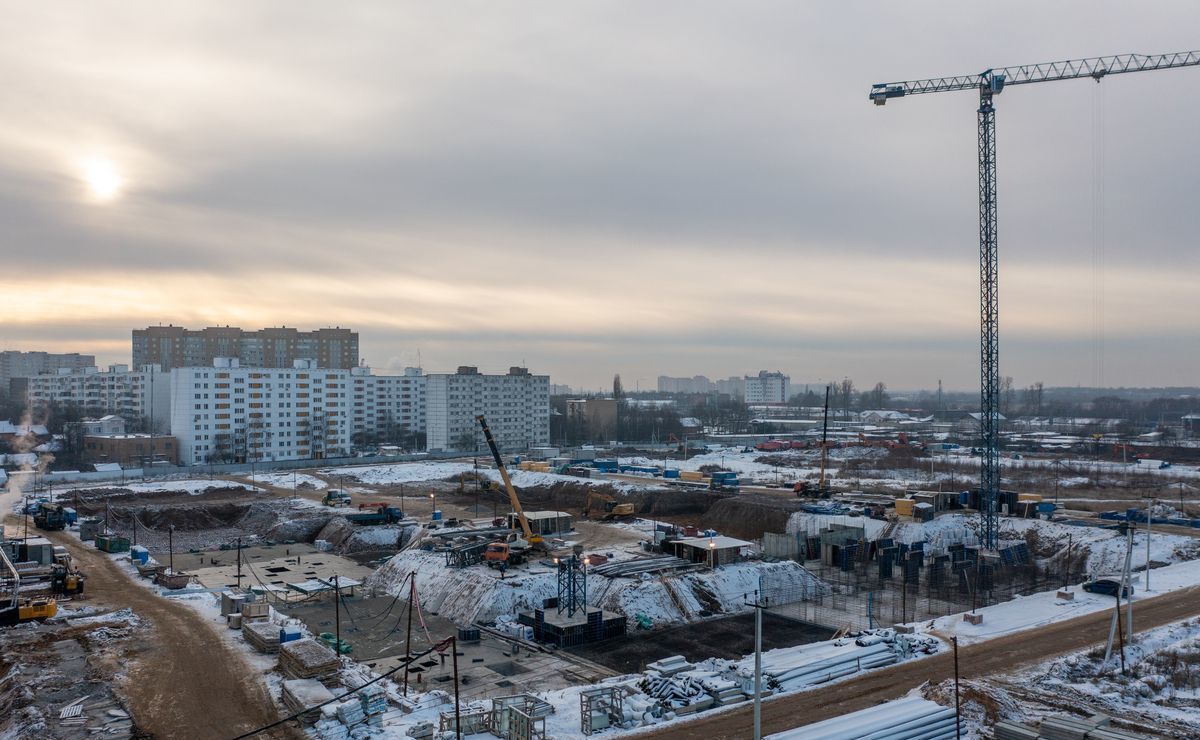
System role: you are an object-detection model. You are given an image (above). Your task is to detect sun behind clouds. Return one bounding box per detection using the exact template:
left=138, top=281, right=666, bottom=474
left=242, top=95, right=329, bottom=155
left=79, top=156, right=124, bottom=201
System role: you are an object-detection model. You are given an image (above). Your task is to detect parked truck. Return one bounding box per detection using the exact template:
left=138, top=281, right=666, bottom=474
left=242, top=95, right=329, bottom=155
left=709, top=471, right=740, bottom=492
left=344, top=504, right=405, bottom=526
left=33, top=503, right=68, bottom=531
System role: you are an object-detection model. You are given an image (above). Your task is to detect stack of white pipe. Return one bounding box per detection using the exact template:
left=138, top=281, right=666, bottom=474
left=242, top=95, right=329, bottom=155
left=768, top=696, right=956, bottom=740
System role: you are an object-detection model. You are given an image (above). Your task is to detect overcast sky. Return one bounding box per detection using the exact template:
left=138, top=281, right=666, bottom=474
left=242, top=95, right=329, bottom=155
left=2, top=3, right=1198, bottom=391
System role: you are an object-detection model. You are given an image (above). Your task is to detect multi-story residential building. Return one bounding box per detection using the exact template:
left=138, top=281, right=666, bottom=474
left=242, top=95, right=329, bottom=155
left=132, top=326, right=358, bottom=370
left=714, top=376, right=745, bottom=399
left=565, top=398, right=618, bottom=441
left=656, top=375, right=715, bottom=393
left=744, top=370, right=791, bottom=405
left=1, top=350, right=95, bottom=388
left=425, top=366, right=550, bottom=453
left=24, top=365, right=171, bottom=432
left=168, top=360, right=426, bottom=465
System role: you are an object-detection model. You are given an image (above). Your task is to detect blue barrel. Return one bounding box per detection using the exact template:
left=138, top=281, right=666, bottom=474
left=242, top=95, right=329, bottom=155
left=431, top=509, right=443, bottom=521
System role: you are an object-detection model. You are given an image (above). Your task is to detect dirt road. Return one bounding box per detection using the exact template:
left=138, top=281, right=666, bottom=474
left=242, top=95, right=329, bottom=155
left=37, top=526, right=290, bottom=739
left=648, top=584, right=1200, bottom=739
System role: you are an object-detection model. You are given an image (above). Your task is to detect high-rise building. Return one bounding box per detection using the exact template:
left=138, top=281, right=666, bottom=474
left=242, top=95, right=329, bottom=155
left=1, top=350, right=95, bottom=388
left=168, top=360, right=426, bottom=465
left=425, top=366, right=550, bottom=453
left=744, top=371, right=791, bottom=405
left=132, top=326, right=358, bottom=370
left=656, top=375, right=715, bottom=393
left=24, top=365, right=171, bottom=432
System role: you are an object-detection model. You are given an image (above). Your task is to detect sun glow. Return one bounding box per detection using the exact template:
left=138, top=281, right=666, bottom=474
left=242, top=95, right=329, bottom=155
left=81, top=157, right=124, bottom=201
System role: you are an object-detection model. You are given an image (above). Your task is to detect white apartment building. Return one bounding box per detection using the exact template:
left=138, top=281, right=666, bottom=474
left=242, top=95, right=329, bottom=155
left=24, top=365, right=171, bottom=432
left=425, top=366, right=550, bottom=453
left=744, top=370, right=791, bottom=405
left=169, top=360, right=426, bottom=466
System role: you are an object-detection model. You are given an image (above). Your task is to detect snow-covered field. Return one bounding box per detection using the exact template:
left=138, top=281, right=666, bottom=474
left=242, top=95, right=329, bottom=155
left=320, top=460, right=666, bottom=492
left=1019, top=616, right=1200, bottom=731
left=246, top=471, right=328, bottom=490
left=58, top=478, right=262, bottom=495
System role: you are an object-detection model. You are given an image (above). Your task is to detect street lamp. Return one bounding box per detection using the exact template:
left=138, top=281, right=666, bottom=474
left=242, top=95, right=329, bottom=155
left=708, top=538, right=716, bottom=570
left=430, top=493, right=437, bottom=521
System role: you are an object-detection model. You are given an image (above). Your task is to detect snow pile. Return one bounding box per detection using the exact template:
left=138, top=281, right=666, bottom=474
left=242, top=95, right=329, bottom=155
left=247, top=472, right=327, bottom=490
left=62, top=478, right=262, bottom=495
left=1026, top=616, right=1200, bottom=731
left=320, top=461, right=475, bottom=485
left=368, top=551, right=826, bottom=628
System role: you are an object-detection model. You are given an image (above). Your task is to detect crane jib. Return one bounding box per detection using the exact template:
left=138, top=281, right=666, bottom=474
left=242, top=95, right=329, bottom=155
left=869, top=50, right=1200, bottom=101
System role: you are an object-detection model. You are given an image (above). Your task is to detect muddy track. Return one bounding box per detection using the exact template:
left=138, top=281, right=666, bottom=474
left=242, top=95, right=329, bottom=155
left=36, top=526, right=296, bottom=740
left=646, top=584, right=1200, bottom=739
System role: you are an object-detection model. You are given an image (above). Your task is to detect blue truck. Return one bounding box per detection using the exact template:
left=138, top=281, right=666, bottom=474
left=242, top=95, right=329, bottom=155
left=709, top=471, right=740, bottom=492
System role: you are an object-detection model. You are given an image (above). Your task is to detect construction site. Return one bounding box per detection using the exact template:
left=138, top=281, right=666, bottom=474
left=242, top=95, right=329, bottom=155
left=6, top=9, right=1200, bottom=738
left=3, top=395, right=1200, bottom=740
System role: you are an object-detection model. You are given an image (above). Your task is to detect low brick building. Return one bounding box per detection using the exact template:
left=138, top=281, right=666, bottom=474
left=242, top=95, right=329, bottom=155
left=83, top=434, right=178, bottom=466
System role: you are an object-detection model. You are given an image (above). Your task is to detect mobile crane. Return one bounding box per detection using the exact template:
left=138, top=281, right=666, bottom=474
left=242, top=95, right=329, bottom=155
left=476, top=415, right=544, bottom=568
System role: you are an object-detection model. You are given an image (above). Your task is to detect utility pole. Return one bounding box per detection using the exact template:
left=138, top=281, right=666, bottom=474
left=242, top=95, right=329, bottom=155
left=744, top=591, right=769, bottom=740
left=451, top=635, right=462, bottom=740
left=1145, top=501, right=1152, bottom=592
left=953, top=636, right=961, bottom=740
left=403, top=574, right=415, bottom=696
left=236, top=536, right=243, bottom=590
left=333, top=574, right=341, bottom=656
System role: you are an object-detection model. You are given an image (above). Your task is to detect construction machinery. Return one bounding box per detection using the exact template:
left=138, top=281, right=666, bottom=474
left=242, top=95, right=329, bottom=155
left=322, top=489, right=352, bottom=507
left=871, top=49, right=1200, bottom=548
left=477, top=414, right=544, bottom=551
left=0, top=541, right=57, bottom=625
left=51, top=562, right=85, bottom=596
left=33, top=502, right=68, bottom=531
left=583, top=491, right=635, bottom=521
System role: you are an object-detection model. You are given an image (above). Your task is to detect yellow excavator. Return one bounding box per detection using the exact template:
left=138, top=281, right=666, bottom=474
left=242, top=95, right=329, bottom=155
left=476, top=415, right=545, bottom=554
left=583, top=491, right=635, bottom=520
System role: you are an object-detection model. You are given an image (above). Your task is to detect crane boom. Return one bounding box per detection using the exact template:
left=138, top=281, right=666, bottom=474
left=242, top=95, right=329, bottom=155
left=871, top=50, right=1200, bottom=102
left=476, top=415, right=540, bottom=545
left=870, top=49, right=1200, bottom=549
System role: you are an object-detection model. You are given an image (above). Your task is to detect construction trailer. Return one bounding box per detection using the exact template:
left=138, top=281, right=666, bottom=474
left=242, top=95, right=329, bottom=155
left=506, top=511, right=573, bottom=537
left=670, top=535, right=751, bottom=567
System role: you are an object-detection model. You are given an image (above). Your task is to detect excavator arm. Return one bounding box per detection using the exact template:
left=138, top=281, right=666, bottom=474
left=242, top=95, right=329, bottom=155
left=476, top=415, right=540, bottom=545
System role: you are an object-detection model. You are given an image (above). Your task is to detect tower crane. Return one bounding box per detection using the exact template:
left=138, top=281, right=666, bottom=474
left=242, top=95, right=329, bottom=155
left=870, top=50, right=1200, bottom=549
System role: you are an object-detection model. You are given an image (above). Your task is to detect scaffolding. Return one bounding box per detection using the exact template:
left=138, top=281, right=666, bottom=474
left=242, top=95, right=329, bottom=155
left=491, top=694, right=552, bottom=740
left=580, top=686, right=625, bottom=735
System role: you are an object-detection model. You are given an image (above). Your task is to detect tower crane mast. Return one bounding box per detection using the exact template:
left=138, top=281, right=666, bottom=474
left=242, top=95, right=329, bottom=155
left=870, top=50, right=1200, bottom=549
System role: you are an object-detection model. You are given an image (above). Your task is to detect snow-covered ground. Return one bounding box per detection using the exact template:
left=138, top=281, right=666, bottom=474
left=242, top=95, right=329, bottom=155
left=912, top=556, right=1200, bottom=646
left=1019, top=616, right=1200, bottom=731
left=57, top=478, right=262, bottom=495
left=368, top=549, right=824, bottom=628
left=320, top=460, right=666, bottom=492
left=246, top=471, right=328, bottom=490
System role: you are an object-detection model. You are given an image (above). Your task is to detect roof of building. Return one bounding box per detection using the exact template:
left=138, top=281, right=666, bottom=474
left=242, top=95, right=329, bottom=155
left=520, top=510, right=573, bottom=521
left=0, top=422, right=49, bottom=436
left=673, top=535, right=752, bottom=550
